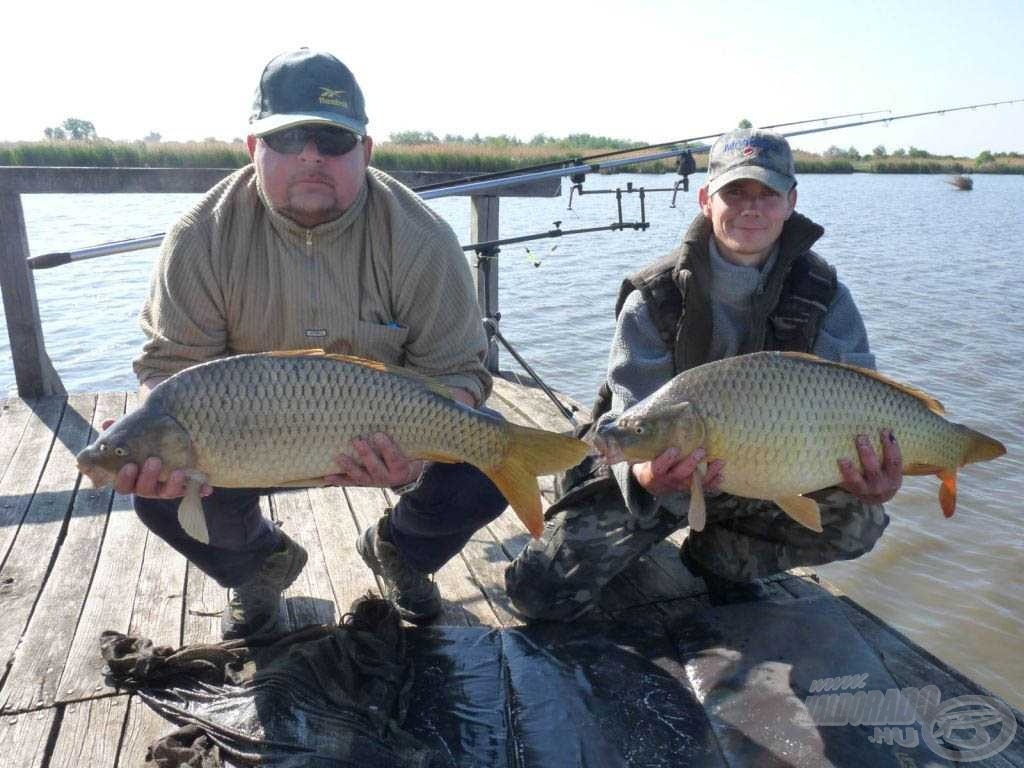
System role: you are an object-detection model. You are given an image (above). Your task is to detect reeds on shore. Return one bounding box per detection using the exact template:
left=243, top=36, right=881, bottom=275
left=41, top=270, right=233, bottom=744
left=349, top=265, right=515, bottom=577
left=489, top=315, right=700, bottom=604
left=1, top=139, right=1021, bottom=175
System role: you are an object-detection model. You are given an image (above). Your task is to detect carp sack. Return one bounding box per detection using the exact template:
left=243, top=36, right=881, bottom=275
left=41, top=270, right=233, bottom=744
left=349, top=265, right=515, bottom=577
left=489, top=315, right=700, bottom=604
left=591, top=351, right=1006, bottom=532
left=76, top=351, right=587, bottom=543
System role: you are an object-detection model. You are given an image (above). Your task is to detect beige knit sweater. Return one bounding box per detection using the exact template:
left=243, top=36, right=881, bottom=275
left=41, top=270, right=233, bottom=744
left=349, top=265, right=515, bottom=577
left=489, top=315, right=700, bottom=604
left=134, top=166, right=491, bottom=403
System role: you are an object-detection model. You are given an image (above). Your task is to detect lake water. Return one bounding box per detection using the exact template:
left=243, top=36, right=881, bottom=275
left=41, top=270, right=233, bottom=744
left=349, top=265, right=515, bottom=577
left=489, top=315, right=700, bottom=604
left=2, top=172, right=1022, bottom=710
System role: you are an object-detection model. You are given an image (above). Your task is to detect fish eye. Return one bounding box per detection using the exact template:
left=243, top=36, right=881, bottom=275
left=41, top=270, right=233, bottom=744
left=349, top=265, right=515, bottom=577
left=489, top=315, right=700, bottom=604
left=99, top=443, right=108, bottom=452
left=114, top=447, right=127, bottom=457
left=634, top=426, right=644, bottom=435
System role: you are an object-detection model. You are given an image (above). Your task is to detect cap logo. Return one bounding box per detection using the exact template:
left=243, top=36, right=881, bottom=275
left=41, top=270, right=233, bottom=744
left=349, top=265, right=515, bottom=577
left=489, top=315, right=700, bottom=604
left=318, top=87, right=349, bottom=108
left=742, top=145, right=757, bottom=157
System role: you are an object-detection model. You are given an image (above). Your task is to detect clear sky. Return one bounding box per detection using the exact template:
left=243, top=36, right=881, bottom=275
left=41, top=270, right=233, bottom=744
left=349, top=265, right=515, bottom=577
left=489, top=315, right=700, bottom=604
left=5, top=0, right=1022, bottom=157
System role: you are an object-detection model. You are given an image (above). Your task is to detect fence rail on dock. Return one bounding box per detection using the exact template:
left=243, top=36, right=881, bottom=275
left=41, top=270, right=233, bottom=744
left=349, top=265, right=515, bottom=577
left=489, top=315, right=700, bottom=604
left=0, top=166, right=560, bottom=398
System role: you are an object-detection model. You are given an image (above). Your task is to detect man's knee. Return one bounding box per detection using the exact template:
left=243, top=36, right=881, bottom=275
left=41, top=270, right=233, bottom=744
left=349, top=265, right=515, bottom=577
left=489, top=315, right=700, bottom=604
left=504, top=548, right=596, bottom=622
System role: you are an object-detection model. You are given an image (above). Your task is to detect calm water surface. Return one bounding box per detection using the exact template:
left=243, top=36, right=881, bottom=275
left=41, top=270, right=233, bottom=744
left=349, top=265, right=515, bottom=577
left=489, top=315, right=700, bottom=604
left=2, top=172, right=1022, bottom=709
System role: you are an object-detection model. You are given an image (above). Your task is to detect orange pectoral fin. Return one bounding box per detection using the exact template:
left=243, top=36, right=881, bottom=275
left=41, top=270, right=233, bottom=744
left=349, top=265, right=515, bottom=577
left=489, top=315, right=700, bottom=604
left=937, top=468, right=957, bottom=518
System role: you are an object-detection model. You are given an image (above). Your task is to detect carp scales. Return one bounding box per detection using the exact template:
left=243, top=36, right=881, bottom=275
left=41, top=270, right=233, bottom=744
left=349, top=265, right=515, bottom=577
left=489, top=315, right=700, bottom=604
left=592, top=351, right=1006, bottom=533
left=76, top=351, right=587, bottom=542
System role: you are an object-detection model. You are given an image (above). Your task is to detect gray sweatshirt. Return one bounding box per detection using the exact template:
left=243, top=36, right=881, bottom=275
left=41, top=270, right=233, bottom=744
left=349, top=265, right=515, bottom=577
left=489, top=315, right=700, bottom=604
left=603, top=237, right=875, bottom=519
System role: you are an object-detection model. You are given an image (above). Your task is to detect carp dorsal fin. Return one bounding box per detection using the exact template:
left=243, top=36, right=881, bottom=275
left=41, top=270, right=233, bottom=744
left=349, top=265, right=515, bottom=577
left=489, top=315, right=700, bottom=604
left=262, top=349, right=458, bottom=401
left=779, top=352, right=946, bottom=416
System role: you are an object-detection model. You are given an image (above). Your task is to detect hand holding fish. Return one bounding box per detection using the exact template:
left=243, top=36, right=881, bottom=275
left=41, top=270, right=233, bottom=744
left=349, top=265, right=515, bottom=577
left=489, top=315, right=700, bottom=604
left=631, top=447, right=724, bottom=497
left=98, top=418, right=214, bottom=500
left=837, top=430, right=903, bottom=505
left=327, top=433, right=425, bottom=488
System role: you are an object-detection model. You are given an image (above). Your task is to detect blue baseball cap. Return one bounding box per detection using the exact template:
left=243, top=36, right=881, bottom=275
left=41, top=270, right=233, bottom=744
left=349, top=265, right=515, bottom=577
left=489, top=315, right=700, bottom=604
left=249, top=48, right=368, bottom=137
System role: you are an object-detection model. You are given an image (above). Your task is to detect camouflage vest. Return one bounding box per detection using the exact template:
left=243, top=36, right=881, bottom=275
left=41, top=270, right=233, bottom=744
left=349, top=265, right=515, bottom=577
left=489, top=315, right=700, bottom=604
left=554, top=211, right=837, bottom=504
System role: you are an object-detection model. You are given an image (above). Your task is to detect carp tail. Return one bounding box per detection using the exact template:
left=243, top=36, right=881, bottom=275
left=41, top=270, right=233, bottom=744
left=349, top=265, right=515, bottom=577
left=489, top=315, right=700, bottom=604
left=960, top=426, right=1006, bottom=466
left=484, top=424, right=588, bottom=537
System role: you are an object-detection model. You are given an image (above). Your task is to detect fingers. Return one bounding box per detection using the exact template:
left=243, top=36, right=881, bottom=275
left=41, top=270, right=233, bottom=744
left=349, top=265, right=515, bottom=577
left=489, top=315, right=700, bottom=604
left=330, top=434, right=419, bottom=487
left=115, top=457, right=191, bottom=499
left=100, top=418, right=115, bottom=431
left=838, top=430, right=903, bottom=504
left=703, top=459, right=725, bottom=492
left=636, top=447, right=714, bottom=496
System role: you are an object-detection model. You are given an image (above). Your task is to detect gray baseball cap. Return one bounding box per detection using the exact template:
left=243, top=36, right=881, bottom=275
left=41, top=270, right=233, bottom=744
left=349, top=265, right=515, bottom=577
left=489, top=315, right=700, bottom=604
left=249, top=48, right=368, bottom=137
left=705, top=129, right=796, bottom=197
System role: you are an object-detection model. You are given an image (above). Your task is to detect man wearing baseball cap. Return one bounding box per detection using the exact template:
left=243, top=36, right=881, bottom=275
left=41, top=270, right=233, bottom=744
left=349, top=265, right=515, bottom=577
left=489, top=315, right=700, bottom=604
left=112, top=48, right=509, bottom=636
left=507, top=128, right=902, bottom=619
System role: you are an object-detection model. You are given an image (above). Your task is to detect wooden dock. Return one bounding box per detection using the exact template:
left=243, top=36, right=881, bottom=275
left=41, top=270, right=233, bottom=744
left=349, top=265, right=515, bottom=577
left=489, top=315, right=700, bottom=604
left=1, top=374, right=1022, bottom=767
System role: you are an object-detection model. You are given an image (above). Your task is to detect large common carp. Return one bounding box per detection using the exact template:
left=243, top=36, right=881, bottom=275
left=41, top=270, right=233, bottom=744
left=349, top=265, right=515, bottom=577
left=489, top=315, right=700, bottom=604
left=76, top=351, right=587, bottom=542
left=592, top=351, right=1006, bottom=532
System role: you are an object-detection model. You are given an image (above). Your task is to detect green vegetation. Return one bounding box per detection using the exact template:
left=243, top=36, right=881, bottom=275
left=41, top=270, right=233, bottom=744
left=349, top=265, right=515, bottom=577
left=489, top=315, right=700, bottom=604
left=1, top=135, right=1021, bottom=175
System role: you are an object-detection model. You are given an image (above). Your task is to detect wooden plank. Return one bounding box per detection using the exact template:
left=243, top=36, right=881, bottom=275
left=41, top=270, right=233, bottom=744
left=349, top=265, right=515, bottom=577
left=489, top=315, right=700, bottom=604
left=48, top=696, right=128, bottom=768
left=306, top=486, right=380, bottom=616
left=181, top=564, right=228, bottom=647
left=0, top=396, right=65, bottom=563
left=129, top=531, right=187, bottom=648
left=0, top=706, right=55, bottom=768
left=118, top=697, right=175, bottom=768
left=490, top=375, right=581, bottom=433
left=0, top=394, right=123, bottom=713
left=56, top=488, right=147, bottom=703
left=471, top=194, right=500, bottom=370
left=0, top=167, right=560, bottom=197
left=0, top=397, right=91, bottom=674
left=271, top=490, right=341, bottom=629
left=0, top=398, right=34, bottom=480
left=0, top=193, right=65, bottom=397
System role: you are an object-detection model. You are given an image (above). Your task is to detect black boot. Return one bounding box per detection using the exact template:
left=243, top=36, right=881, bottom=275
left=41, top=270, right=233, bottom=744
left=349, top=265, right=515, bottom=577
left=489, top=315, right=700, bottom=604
left=356, top=515, right=442, bottom=624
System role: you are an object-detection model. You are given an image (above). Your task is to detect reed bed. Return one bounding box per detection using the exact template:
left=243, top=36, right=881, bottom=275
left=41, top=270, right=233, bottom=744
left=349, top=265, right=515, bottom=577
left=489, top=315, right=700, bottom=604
left=1, top=140, right=1020, bottom=175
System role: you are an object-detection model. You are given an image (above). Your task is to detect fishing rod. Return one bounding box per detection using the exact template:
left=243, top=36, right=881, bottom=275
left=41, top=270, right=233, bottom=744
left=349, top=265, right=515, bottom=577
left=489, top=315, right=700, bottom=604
left=25, top=97, right=1023, bottom=270
left=413, top=108, right=895, bottom=193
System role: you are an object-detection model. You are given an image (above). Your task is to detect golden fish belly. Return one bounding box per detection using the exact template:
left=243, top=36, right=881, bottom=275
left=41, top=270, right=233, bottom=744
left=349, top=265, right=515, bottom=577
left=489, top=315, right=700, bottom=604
left=689, top=358, right=967, bottom=500
left=155, top=355, right=507, bottom=487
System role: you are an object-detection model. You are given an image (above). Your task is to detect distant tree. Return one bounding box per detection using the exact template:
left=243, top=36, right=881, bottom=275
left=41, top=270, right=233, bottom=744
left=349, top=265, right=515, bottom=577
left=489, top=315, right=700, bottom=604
left=388, top=130, right=439, bottom=144
left=975, top=149, right=995, bottom=164
left=529, top=133, right=553, bottom=146
left=823, top=145, right=845, bottom=158
left=443, top=134, right=465, bottom=143
left=872, top=145, right=887, bottom=158
left=62, top=117, right=97, bottom=140
left=144, top=132, right=162, bottom=142
left=43, top=126, right=67, bottom=140
left=846, top=146, right=861, bottom=160
left=738, top=118, right=752, bottom=129
left=892, top=148, right=906, bottom=157
left=907, top=146, right=929, bottom=158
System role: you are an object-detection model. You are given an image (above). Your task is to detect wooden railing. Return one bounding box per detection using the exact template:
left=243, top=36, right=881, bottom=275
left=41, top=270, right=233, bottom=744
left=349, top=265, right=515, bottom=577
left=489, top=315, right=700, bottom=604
left=0, top=167, right=560, bottom=398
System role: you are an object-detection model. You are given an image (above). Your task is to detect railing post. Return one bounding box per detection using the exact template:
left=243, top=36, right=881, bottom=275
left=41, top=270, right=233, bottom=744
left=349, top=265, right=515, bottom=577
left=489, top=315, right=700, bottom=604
left=470, top=194, right=500, bottom=372
left=0, top=193, right=65, bottom=397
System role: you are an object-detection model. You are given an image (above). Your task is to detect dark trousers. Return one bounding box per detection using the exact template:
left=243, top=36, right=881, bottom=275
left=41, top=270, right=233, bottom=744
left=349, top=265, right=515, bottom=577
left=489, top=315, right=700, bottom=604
left=134, top=462, right=507, bottom=587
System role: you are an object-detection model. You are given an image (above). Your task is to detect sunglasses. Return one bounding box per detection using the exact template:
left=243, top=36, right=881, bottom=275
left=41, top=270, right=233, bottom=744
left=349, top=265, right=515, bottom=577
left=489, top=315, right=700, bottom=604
left=261, top=126, right=361, bottom=157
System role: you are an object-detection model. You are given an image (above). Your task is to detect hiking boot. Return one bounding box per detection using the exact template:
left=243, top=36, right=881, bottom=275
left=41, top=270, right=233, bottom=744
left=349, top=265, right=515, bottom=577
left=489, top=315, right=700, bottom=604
left=221, top=530, right=308, bottom=640
left=356, top=516, right=442, bottom=624
left=679, top=538, right=769, bottom=607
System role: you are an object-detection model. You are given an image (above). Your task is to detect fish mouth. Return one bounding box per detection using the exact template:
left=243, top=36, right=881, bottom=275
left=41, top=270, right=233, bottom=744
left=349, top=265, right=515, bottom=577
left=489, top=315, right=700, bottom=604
left=76, top=460, right=116, bottom=488
left=587, top=429, right=626, bottom=466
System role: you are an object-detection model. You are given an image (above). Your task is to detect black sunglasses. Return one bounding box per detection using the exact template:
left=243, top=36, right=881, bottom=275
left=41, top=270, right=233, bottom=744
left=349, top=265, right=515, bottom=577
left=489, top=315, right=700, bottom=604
left=261, top=126, right=361, bottom=157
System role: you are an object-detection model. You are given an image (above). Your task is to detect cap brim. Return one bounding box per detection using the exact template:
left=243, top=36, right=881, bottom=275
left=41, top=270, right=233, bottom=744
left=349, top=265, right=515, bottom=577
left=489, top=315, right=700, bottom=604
left=707, top=166, right=794, bottom=197
left=249, top=112, right=366, bottom=137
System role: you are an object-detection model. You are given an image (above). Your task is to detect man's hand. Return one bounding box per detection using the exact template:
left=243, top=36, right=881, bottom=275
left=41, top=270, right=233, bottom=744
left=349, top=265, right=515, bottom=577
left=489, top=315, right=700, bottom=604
left=327, top=433, right=424, bottom=489
left=838, top=429, right=902, bottom=504
left=631, top=447, right=724, bottom=497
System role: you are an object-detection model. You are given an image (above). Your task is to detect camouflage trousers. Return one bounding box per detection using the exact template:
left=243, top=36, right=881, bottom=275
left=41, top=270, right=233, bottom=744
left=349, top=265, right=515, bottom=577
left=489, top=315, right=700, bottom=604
left=504, top=482, right=889, bottom=621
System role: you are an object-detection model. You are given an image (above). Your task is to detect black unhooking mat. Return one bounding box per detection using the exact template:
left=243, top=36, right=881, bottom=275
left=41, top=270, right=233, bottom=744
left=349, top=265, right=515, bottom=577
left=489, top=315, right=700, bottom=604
left=102, top=596, right=945, bottom=767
